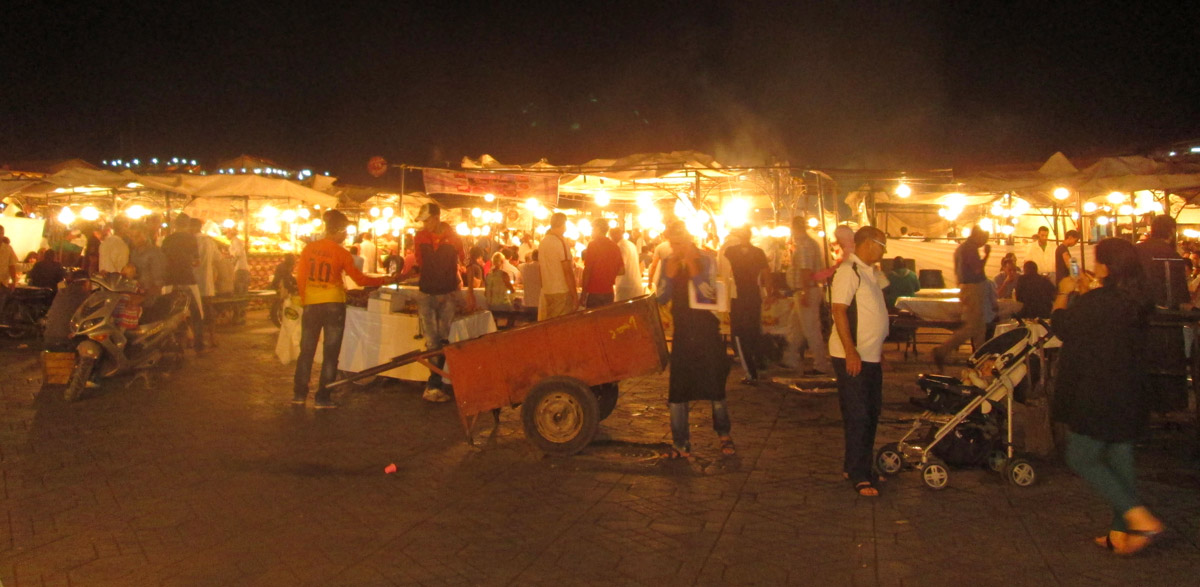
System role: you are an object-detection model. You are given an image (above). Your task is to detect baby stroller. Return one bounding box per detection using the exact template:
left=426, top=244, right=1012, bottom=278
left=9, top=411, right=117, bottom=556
left=875, top=319, right=1058, bottom=490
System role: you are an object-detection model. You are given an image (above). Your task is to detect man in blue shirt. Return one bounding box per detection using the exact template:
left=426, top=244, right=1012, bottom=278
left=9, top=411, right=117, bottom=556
left=932, top=227, right=991, bottom=371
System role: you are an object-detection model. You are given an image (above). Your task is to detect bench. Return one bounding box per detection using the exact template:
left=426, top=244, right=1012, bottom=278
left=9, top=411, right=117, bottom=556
left=209, top=290, right=276, bottom=325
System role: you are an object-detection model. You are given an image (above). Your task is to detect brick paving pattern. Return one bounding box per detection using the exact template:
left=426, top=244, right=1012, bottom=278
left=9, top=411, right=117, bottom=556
left=1, top=313, right=1198, bottom=586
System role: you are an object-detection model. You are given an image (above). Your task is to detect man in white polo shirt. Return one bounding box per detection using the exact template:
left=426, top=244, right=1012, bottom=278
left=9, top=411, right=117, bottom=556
left=537, top=212, right=578, bottom=320
left=829, top=225, right=890, bottom=497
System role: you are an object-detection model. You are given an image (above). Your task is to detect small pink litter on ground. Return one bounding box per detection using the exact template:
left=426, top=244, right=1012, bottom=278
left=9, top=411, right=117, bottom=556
left=384, top=464, right=397, bottom=474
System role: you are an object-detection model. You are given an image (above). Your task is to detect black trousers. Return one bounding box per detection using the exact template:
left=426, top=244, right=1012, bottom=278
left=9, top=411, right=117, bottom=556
left=832, top=357, right=883, bottom=484
left=730, top=295, right=764, bottom=379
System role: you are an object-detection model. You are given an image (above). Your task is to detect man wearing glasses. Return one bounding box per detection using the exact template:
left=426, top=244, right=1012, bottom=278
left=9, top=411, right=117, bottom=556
left=933, top=226, right=992, bottom=371
left=829, top=226, right=890, bottom=497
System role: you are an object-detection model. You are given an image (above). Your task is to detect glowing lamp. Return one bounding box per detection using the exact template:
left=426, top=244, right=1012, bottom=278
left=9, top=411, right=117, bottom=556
left=222, top=219, right=235, bottom=229
left=807, top=217, right=819, bottom=228
left=484, top=193, right=495, bottom=202
left=1082, top=202, right=1098, bottom=213
left=895, top=183, right=912, bottom=198
left=382, top=207, right=394, bottom=218
left=1118, top=205, right=1134, bottom=216
left=57, top=207, right=76, bottom=225
left=369, top=207, right=381, bottom=218
left=525, top=198, right=539, bottom=210
left=456, top=223, right=470, bottom=236
left=1096, top=216, right=1110, bottom=226
left=281, top=210, right=297, bottom=223
left=471, top=208, right=482, bottom=218
left=80, top=206, right=100, bottom=221
left=298, top=208, right=311, bottom=219
left=1053, top=187, right=1070, bottom=200
left=595, top=191, right=610, bottom=207
left=1106, top=192, right=1126, bottom=205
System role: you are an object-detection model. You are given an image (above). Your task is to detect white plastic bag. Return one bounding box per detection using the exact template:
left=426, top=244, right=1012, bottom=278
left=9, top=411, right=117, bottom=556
left=275, top=298, right=303, bottom=364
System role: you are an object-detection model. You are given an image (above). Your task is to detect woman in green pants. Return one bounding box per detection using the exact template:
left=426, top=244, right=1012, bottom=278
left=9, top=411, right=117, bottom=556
left=1052, top=237, right=1164, bottom=555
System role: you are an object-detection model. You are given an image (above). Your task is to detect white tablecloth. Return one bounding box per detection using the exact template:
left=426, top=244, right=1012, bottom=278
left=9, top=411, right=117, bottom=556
left=895, top=297, right=1023, bottom=322
left=910, top=288, right=959, bottom=299
left=380, top=285, right=524, bottom=312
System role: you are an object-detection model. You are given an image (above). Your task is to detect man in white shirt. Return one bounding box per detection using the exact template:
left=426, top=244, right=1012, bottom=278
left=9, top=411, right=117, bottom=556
left=359, top=232, right=377, bottom=274
left=613, top=226, right=643, bottom=301
left=1023, top=226, right=1055, bottom=279
left=98, top=221, right=131, bottom=275
left=225, top=228, right=251, bottom=294
left=0, top=225, right=18, bottom=288
left=647, top=239, right=672, bottom=292
left=829, top=226, right=890, bottom=497
left=537, top=212, right=577, bottom=320
left=192, top=218, right=219, bottom=347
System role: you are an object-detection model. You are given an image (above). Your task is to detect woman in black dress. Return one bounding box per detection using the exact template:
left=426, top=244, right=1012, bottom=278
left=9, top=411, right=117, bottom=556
left=659, top=222, right=732, bottom=458
left=1052, top=237, right=1163, bottom=555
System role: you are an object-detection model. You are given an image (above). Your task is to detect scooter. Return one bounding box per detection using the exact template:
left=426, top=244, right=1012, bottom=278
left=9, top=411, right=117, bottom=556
left=0, top=285, right=55, bottom=338
left=64, top=274, right=191, bottom=401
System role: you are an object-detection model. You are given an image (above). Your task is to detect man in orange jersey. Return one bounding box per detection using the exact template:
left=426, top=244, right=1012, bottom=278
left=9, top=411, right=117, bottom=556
left=293, top=210, right=388, bottom=408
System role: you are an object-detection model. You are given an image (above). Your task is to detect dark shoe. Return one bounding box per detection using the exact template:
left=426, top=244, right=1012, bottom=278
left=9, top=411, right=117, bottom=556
left=314, top=399, right=338, bottom=409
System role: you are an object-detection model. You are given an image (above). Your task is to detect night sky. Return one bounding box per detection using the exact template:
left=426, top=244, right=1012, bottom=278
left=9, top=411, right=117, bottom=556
left=3, top=1, right=1197, bottom=181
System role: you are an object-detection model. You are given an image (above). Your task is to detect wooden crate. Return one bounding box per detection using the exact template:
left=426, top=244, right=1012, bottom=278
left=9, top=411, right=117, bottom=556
left=42, top=351, right=75, bottom=385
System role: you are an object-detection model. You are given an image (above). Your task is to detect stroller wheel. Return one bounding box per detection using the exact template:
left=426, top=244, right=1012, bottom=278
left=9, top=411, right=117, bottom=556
left=921, top=459, right=950, bottom=490
left=875, top=443, right=905, bottom=475
left=987, top=449, right=1008, bottom=472
left=1005, top=458, right=1037, bottom=487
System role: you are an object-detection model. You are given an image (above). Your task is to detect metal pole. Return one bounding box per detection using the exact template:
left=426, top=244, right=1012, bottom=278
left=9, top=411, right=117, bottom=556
left=815, top=172, right=830, bottom=270
left=1078, top=190, right=1086, bottom=272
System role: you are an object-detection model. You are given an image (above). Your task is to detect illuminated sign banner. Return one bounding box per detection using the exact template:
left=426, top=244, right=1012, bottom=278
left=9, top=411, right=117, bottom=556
left=422, top=169, right=559, bottom=205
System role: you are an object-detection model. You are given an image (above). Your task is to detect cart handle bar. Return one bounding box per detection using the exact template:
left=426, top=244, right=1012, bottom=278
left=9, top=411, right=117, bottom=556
left=325, top=347, right=448, bottom=390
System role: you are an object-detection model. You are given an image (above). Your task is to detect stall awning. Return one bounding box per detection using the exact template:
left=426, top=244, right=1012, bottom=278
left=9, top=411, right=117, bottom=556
left=136, top=173, right=339, bottom=208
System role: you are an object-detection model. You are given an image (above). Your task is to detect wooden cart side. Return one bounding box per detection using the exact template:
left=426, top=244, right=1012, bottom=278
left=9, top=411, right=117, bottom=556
left=442, top=296, right=668, bottom=431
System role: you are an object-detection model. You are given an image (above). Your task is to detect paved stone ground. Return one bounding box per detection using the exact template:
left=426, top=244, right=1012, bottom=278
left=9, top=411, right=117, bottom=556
left=1, top=312, right=1198, bottom=586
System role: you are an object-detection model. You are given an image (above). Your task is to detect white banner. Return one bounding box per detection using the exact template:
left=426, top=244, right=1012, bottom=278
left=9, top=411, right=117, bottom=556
left=422, top=169, right=559, bottom=205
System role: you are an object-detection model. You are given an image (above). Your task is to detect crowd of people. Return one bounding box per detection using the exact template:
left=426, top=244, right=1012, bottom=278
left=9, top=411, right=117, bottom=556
left=6, top=199, right=1185, bottom=559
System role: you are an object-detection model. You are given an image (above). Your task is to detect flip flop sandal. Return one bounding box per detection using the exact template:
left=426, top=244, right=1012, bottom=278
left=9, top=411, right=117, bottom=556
left=719, top=437, right=736, bottom=456
left=1117, top=528, right=1163, bottom=555
left=661, top=447, right=691, bottom=460
left=854, top=482, right=879, bottom=497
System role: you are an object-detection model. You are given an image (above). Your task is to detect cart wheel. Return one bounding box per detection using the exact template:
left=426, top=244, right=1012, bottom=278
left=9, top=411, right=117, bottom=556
left=594, top=382, right=619, bottom=421
left=1005, top=458, right=1037, bottom=487
left=987, top=449, right=1008, bottom=472
left=521, top=376, right=599, bottom=456
left=921, top=458, right=950, bottom=490
left=875, top=443, right=905, bottom=476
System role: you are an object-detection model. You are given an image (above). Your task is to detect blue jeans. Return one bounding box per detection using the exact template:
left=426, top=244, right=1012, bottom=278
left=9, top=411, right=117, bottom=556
left=1065, top=431, right=1139, bottom=532
left=832, top=357, right=883, bottom=484
left=669, top=401, right=731, bottom=452
left=417, top=292, right=457, bottom=390
left=293, top=302, right=346, bottom=402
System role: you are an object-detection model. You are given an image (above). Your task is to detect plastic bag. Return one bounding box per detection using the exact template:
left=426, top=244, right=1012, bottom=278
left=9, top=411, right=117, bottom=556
left=274, top=297, right=303, bottom=364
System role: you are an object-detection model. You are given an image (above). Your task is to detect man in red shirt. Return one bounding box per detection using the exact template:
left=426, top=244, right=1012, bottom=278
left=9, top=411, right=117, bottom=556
left=412, top=203, right=467, bottom=402
left=579, top=217, right=625, bottom=309
left=293, top=210, right=388, bottom=408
